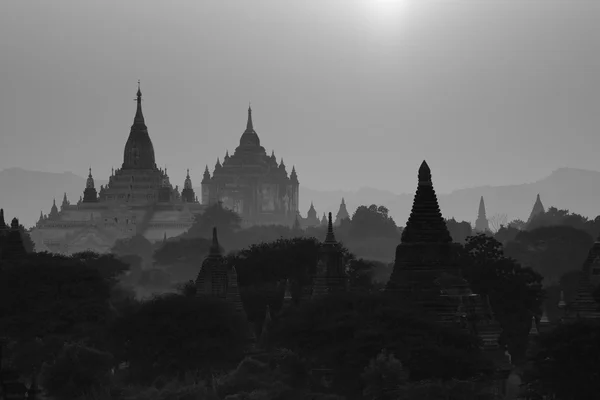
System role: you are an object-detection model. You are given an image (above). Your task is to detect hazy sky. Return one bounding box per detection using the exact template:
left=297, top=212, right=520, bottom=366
left=1, top=0, right=599, bottom=193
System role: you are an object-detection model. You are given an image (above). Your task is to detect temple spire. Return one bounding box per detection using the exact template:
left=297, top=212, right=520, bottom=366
left=209, top=227, right=221, bottom=256
left=133, top=80, right=145, bottom=125
left=401, top=161, right=452, bottom=243
left=246, top=104, right=254, bottom=131
left=325, top=212, right=336, bottom=244
left=475, top=196, right=490, bottom=232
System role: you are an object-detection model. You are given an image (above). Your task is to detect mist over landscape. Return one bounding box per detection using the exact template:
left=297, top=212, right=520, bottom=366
left=2, top=1, right=600, bottom=399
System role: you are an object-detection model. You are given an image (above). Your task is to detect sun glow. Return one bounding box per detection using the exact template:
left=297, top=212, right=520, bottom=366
left=362, top=0, right=413, bottom=33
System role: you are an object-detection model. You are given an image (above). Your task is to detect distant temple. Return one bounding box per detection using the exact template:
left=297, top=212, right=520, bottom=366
left=29, top=83, right=205, bottom=254
left=564, top=233, right=600, bottom=320
left=334, top=198, right=350, bottom=226
left=474, top=196, right=490, bottom=233
left=526, top=193, right=545, bottom=225
left=201, top=106, right=300, bottom=227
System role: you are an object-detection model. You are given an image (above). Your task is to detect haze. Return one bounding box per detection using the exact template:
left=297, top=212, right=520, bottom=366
left=1, top=0, right=599, bottom=193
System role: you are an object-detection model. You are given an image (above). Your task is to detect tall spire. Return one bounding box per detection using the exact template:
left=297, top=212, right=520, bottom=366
left=247, top=104, right=253, bottom=131
left=209, top=227, right=221, bottom=256
left=134, top=80, right=145, bottom=125
left=325, top=212, right=336, bottom=244
left=401, top=161, right=452, bottom=243
left=0, top=208, right=7, bottom=230
left=475, top=196, right=490, bottom=232
left=527, top=194, right=545, bottom=224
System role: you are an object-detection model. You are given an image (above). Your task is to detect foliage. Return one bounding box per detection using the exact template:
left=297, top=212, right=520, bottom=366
left=273, top=291, right=489, bottom=399
left=0, top=252, right=113, bottom=342
left=504, top=226, right=593, bottom=284
left=153, top=237, right=214, bottom=282
left=40, top=342, right=114, bottom=400
left=360, top=349, right=408, bottom=400
left=445, top=218, right=472, bottom=243
left=461, top=234, right=545, bottom=363
left=111, top=234, right=156, bottom=263
left=109, top=293, right=247, bottom=383
left=349, top=205, right=400, bottom=240
left=523, top=319, right=600, bottom=399
left=346, top=258, right=378, bottom=291
left=493, top=224, right=520, bottom=245
left=186, top=202, right=242, bottom=240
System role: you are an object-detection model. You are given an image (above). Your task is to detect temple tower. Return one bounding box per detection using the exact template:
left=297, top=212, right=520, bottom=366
left=1, top=218, right=27, bottom=261
left=201, top=165, right=211, bottom=205
left=565, top=234, right=600, bottom=320
left=195, top=227, right=228, bottom=298
left=61, top=193, right=70, bottom=211
left=82, top=168, right=98, bottom=203
left=48, top=199, right=59, bottom=220
left=334, top=198, right=350, bottom=226
left=122, top=81, right=156, bottom=170
left=526, top=194, right=545, bottom=225
left=474, top=196, right=490, bottom=232
left=181, top=169, right=196, bottom=203
left=321, top=213, right=327, bottom=226
left=0, top=209, right=8, bottom=233
left=387, top=161, right=457, bottom=291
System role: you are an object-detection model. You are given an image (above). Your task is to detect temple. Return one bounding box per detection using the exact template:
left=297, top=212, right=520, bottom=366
left=526, top=194, right=545, bottom=225
left=29, top=83, right=205, bottom=254
left=474, top=196, right=490, bottom=233
left=564, top=234, right=600, bottom=320
left=334, top=198, right=350, bottom=226
left=386, top=161, right=509, bottom=395
left=201, top=106, right=300, bottom=227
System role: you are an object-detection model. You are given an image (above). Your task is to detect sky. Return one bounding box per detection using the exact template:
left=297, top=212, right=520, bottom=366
left=1, top=0, right=599, bottom=194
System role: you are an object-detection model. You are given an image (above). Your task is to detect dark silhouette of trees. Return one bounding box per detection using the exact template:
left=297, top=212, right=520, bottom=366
left=504, top=226, right=593, bottom=284
left=186, top=201, right=242, bottom=240
left=152, top=237, right=214, bottom=282
left=523, top=320, right=600, bottom=399
left=494, top=224, right=520, bottom=245
left=109, top=293, right=247, bottom=383
left=349, top=205, right=400, bottom=240
left=273, top=291, right=490, bottom=400
left=461, top=234, right=544, bottom=363
left=445, top=218, right=472, bottom=243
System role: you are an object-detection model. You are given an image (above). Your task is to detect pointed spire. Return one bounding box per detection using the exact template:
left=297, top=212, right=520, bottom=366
left=528, top=315, right=539, bottom=336
left=342, top=198, right=346, bottom=205
left=209, top=227, right=221, bottom=256
left=478, top=196, right=486, bottom=218
left=186, top=168, right=190, bottom=178
left=246, top=104, right=254, bottom=131
left=527, top=194, right=545, bottom=224
left=0, top=208, right=7, bottom=230
left=133, top=80, right=145, bottom=125
left=400, top=160, right=452, bottom=243
left=325, top=212, right=336, bottom=244
left=163, top=232, right=167, bottom=243
left=38, top=210, right=44, bottom=224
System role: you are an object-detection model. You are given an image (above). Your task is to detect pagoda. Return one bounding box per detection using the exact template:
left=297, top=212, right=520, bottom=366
left=474, top=196, right=490, bottom=233
left=565, top=234, right=600, bottom=320
left=526, top=194, right=545, bottom=225
left=334, top=198, right=350, bottom=226
left=0, top=217, right=27, bottom=262
left=29, top=83, right=205, bottom=254
left=386, top=160, right=460, bottom=297
left=196, top=227, right=228, bottom=298
left=201, top=106, right=300, bottom=227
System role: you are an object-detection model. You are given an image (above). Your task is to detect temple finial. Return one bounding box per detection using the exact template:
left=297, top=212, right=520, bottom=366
left=133, top=80, right=145, bottom=124
left=247, top=104, right=254, bottom=131
left=325, top=212, right=336, bottom=243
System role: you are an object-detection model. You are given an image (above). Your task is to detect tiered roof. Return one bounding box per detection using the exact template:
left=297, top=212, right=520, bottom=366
left=400, top=161, right=452, bottom=244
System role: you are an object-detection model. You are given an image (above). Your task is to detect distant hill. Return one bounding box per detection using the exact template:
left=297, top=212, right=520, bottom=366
left=2, top=167, right=600, bottom=229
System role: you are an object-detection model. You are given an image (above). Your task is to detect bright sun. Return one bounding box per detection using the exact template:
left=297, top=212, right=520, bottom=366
left=363, top=0, right=412, bottom=28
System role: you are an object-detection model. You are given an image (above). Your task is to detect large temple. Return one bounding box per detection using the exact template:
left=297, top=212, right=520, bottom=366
left=29, top=83, right=205, bottom=254
left=201, top=106, right=300, bottom=227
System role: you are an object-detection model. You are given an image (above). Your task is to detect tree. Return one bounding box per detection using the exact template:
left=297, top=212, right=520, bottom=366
left=523, top=319, right=600, bottom=399
left=445, top=218, right=472, bottom=243
left=273, top=291, right=490, bottom=399
left=461, top=234, right=544, bottom=363
left=361, top=349, right=408, bottom=400
left=186, top=202, right=242, bottom=240
left=494, top=224, right=520, bottom=245
left=0, top=252, right=113, bottom=342
left=504, top=226, right=593, bottom=284
left=40, top=342, right=114, bottom=400
left=349, top=205, right=400, bottom=240
left=347, top=258, right=377, bottom=291
left=153, top=237, right=214, bottom=282
left=109, top=293, right=247, bottom=383
left=488, top=213, right=508, bottom=233
left=111, top=234, right=155, bottom=265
